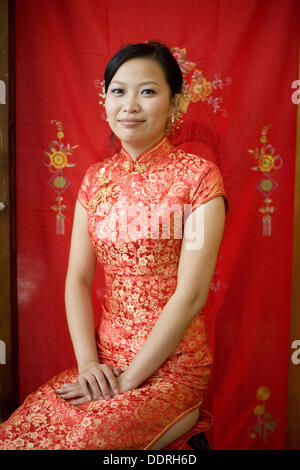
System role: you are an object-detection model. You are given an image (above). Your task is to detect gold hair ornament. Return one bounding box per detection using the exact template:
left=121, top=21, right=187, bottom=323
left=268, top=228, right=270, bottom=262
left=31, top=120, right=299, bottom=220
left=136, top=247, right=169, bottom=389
left=165, top=82, right=187, bottom=135
left=98, top=80, right=106, bottom=106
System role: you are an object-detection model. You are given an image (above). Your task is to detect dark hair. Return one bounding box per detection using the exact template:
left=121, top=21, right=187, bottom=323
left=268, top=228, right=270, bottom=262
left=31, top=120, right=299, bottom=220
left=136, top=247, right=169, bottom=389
left=104, top=41, right=183, bottom=98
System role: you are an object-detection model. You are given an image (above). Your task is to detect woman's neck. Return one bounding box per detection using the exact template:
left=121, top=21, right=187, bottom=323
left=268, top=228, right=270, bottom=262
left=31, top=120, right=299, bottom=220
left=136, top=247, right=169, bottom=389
left=121, top=134, right=166, bottom=162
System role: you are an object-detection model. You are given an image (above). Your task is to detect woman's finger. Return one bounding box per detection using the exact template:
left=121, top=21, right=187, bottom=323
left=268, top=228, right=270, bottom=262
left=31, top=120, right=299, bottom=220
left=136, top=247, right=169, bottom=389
left=102, top=366, right=120, bottom=395
left=70, top=396, right=91, bottom=406
left=113, top=367, right=122, bottom=377
left=86, top=371, right=105, bottom=400
left=90, top=368, right=112, bottom=400
left=77, top=375, right=92, bottom=401
left=56, top=383, right=77, bottom=393
left=56, top=383, right=84, bottom=400
left=58, top=389, right=83, bottom=400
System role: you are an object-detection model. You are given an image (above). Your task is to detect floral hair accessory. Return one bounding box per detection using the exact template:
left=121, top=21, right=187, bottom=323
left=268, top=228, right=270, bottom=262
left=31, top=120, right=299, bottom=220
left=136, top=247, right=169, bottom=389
left=98, top=80, right=106, bottom=106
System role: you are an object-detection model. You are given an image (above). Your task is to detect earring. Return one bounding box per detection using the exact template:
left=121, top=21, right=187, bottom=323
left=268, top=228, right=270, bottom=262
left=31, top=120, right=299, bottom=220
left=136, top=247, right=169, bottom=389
left=165, top=84, right=187, bottom=135
left=165, top=107, right=184, bottom=135
left=165, top=112, right=175, bottom=136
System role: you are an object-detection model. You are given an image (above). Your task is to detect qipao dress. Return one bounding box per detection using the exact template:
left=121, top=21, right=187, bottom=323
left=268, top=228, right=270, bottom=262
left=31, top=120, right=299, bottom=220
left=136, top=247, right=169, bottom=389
left=0, top=135, right=229, bottom=450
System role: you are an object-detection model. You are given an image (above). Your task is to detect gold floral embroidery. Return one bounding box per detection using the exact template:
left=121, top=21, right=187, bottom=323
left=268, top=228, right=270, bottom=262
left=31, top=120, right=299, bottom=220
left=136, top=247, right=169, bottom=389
left=134, top=161, right=150, bottom=174
left=122, top=160, right=150, bottom=174
left=88, top=175, right=117, bottom=213
left=248, top=386, right=279, bottom=444
left=122, top=161, right=131, bottom=172
left=88, top=158, right=150, bottom=215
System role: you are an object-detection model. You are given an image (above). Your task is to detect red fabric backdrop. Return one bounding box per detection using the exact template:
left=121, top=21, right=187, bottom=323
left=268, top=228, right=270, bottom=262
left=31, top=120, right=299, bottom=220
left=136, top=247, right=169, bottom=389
left=14, top=0, right=299, bottom=449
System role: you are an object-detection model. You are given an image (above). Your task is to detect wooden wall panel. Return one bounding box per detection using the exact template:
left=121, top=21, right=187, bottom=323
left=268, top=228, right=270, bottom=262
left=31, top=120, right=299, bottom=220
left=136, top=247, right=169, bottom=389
left=286, top=45, right=300, bottom=450
left=0, top=0, right=18, bottom=421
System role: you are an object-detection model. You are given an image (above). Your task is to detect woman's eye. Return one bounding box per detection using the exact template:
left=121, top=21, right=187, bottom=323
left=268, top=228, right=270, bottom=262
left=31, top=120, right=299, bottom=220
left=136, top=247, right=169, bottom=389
left=141, top=89, right=156, bottom=95
left=111, top=88, right=124, bottom=95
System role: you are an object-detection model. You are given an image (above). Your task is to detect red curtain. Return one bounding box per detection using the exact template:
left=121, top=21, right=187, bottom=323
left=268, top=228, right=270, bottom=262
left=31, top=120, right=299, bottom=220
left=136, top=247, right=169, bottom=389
left=14, top=0, right=299, bottom=450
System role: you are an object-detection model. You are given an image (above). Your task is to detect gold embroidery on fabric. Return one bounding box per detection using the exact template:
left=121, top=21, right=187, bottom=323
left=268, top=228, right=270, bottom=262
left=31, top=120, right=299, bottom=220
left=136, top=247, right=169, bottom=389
left=122, top=161, right=131, bottom=172
left=88, top=175, right=117, bottom=213
left=122, top=160, right=150, bottom=174
left=88, top=158, right=150, bottom=214
left=134, top=162, right=150, bottom=174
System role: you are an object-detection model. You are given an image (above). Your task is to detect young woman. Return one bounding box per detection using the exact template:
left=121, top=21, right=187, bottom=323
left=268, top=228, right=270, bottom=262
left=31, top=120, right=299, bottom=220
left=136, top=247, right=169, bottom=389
left=0, top=41, right=229, bottom=450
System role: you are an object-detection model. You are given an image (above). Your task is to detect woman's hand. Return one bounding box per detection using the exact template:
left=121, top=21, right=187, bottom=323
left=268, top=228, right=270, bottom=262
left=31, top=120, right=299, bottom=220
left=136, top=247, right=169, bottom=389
left=78, top=362, right=123, bottom=402
left=56, top=382, right=87, bottom=405
left=55, top=363, right=123, bottom=405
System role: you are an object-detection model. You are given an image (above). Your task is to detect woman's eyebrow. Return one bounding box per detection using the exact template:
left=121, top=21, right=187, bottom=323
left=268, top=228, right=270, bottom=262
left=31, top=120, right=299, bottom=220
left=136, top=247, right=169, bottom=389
left=110, top=80, right=159, bottom=86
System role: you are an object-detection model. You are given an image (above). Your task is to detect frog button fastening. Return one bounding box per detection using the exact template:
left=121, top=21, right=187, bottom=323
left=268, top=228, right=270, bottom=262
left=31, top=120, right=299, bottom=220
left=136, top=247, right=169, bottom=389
left=122, top=160, right=150, bottom=174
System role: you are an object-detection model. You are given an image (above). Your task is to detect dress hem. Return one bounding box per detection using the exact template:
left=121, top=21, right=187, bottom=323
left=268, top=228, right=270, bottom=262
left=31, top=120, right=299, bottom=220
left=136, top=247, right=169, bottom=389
left=143, top=401, right=213, bottom=450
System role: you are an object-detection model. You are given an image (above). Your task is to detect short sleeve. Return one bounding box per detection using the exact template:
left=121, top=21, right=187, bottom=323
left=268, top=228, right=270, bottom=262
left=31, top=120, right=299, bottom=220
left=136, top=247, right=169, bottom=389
left=189, top=160, right=229, bottom=215
left=77, top=162, right=99, bottom=210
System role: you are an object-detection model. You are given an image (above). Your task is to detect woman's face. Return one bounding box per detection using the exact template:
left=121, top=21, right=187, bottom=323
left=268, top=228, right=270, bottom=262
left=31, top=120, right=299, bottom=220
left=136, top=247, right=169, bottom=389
left=105, top=57, right=176, bottom=154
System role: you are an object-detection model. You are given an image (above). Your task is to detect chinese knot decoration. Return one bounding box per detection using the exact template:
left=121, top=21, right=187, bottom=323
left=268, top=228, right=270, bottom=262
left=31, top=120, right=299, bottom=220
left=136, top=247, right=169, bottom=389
left=248, top=124, right=283, bottom=236
left=43, top=120, right=79, bottom=235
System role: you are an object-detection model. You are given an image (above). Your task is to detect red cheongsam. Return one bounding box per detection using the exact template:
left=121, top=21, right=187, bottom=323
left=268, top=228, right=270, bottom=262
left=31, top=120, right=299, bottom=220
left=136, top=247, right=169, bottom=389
left=0, top=135, right=229, bottom=449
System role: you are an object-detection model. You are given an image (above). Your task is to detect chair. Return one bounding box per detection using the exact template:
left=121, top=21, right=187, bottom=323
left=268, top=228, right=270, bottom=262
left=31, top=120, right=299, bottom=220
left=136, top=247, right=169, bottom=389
left=161, top=408, right=212, bottom=450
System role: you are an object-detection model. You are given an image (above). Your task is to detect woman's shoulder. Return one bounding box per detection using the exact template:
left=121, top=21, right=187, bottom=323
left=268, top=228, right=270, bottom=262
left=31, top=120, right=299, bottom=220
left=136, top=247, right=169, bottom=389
left=172, top=146, right=220, bottom=173
left=77, top=155, right=115, bottom=209
left=80, top=153, right=114, bottom=181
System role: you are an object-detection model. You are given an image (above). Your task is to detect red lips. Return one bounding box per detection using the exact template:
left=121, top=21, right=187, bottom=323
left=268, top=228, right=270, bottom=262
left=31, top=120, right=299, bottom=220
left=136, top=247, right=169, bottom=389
left=119, top=118, right=144, bottom=122
left=118, top=118, right=145, bottom=127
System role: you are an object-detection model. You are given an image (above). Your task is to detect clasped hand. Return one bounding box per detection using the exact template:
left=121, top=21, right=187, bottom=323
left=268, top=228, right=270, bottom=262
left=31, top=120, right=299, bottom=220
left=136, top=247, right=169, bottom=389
left=55, top=362, right=124, bottom=405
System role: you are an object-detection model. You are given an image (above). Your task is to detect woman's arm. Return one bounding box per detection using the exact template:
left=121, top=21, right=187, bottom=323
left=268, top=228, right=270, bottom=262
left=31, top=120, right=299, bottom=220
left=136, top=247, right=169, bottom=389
left=65, top=200, right=98, bottom=369
left=118, top=195, right=226, bottom=393
left=63, top=200, right=121, bottom=400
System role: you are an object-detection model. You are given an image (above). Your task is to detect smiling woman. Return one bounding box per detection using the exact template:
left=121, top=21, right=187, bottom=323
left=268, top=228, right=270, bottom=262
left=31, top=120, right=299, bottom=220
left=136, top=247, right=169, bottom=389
left=106, top=60, right=172, bottom=159
left=0, top=41, right=229, bottom=450
left=104, top=43, right=183, bottom=160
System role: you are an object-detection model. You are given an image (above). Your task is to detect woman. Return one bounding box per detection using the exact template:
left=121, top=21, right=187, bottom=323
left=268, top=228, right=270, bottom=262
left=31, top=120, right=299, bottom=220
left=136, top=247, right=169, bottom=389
left=0, top=41, right=229, bottom=450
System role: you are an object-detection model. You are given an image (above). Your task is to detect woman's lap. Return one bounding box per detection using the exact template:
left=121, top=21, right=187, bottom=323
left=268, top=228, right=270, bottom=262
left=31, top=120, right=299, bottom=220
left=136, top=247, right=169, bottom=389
left=0, top=366, right=205, bottom=450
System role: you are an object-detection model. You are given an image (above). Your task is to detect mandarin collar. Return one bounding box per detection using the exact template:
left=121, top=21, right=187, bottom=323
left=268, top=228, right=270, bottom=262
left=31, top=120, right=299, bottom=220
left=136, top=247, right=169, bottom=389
left=119, top=135, right=174, bottom=171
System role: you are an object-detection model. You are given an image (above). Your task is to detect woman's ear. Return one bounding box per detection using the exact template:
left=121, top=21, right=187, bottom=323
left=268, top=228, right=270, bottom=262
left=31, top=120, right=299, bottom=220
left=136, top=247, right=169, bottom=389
left=165, top=92, right=185, bottom=135
left=168, top=93, right=181, bottom=118
left=171, top=93, right=181, bottom=112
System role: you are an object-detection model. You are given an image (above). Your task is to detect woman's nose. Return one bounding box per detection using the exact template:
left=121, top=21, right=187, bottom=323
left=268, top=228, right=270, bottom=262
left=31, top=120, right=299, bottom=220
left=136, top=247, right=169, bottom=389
left=123, top=93, right=141, bottom=113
